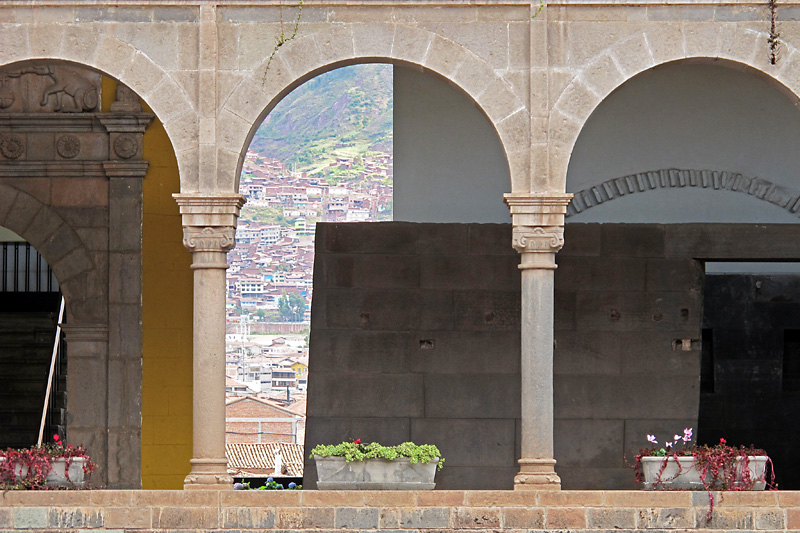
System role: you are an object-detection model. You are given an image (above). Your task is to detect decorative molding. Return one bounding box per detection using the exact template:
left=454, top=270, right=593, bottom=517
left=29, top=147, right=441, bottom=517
left=0, top=134, right=24, bottom=159
left=174, top=193, right=246, bottom=229
left=183, top=226, right=236, bottom=253
left=504, top=193, right=572, bottom=269
left=568, top=168, right=800, bottom=218
left=113, top=134, right=139, bottom=159
left=514, top=458, right=561, bottom=491
left=56, top=134, right=81, bottom=159
left=511, top=226, right=565, bottom=269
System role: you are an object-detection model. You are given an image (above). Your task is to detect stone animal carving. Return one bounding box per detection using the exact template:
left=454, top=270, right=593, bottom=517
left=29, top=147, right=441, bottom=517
left=7, top=64, right=98, bottom=112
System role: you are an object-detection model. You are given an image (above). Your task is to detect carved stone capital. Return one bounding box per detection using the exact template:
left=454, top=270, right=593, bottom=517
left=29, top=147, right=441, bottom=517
left=505, top=193, right=572, bottom=270
left=512, top=226, right=564, bottom=269
left=183, top=226, right=236, bottom=254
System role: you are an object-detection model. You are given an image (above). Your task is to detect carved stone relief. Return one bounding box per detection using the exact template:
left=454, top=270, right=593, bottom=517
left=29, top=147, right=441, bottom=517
left=56, top=135, right=81, bottom=159
left=0, top=61, right=101, bottom=113
left=0, top=134, right=24, bottom=159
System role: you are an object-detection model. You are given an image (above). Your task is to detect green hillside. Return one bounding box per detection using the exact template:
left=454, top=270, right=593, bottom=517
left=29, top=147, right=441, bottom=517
left=250, top=64, right=393, bottom=172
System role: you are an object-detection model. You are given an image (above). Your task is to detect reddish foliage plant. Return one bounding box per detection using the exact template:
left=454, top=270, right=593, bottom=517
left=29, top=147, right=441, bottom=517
left=0, top=436, right=96, bottom=490
left=633, top=436, right=776, bottom=491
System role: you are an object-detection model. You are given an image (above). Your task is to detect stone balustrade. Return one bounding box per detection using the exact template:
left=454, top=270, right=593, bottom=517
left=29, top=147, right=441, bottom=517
left=1, top=490, right=799, bottom=531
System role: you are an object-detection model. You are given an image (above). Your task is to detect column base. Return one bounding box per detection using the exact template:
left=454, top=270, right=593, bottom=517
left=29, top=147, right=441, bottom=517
left=183, top=458, right=234, bottom=490
left=513, top=458, right=561, bottom=490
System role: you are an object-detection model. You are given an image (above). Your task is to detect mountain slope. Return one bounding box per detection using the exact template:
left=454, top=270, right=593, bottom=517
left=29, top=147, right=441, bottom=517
left=250, top=64, right=393, bottom=170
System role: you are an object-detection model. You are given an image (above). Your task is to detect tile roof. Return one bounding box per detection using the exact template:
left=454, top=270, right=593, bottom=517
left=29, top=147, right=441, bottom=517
left=226, top=442, right=304, bottom=477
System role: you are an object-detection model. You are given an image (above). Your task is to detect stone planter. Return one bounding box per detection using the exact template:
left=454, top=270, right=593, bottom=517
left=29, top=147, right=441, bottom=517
left=314, top=455, right=439, bottom=490
left=642, top=455, right=768, bottom=490
left=45, top=457, right=88, bottom=488
left=0, top=457, right=87, bottom=488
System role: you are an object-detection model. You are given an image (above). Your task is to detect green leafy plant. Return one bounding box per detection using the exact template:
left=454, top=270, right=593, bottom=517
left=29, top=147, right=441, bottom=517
left=311, top=439, right=444, bottom=469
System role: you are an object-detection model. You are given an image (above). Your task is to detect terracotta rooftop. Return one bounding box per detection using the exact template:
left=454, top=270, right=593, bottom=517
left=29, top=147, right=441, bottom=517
left=226, top=442, right=304, bottom=478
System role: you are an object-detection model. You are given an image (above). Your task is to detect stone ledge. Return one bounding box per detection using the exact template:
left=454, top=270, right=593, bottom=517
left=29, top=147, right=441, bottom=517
left=0, top=490, right=798, bottom=531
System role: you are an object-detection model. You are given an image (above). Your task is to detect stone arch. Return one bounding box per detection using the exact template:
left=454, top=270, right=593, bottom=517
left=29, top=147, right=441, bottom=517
left=219, top=23, right=526, bottom=193
left=550, top=24, right=800, bottom=192
left=0, top=183, right=104, bottom=322
left=0, top=28, right=196, bottom=191
left=566, top=168, right=800, bottom=219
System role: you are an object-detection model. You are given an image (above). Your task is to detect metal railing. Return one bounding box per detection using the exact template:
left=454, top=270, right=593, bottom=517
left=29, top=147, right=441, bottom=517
left=1, top=242, right=59, bottom=292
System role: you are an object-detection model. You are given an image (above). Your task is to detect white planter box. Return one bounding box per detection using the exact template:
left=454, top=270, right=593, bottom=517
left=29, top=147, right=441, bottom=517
left=0, top=457, right=87, bottom=488
left=45, top=457, right=88, bottom=488
left=314, top=455, right=438, bottom=490
left=642, top=455, right=768, bottom=490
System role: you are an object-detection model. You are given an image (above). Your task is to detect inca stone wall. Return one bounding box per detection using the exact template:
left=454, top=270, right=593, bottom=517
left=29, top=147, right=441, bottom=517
left=308, top=222, right=800, bottom=489
left=306, top=222, right=521, bottom=490
left=306, top=222, right=699, bottom=490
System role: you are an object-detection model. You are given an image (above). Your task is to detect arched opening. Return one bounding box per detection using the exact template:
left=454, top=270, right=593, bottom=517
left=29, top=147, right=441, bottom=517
left=558, top=59, right=800, bottom=489
left=0, top=227, right=64, bottom=450
left=0, top=58, right=189, bottom=489
left=230, top=59, right=514, bottom=489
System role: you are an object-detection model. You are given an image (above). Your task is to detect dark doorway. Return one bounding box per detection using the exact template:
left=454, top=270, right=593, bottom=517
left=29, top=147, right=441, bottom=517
left=699, top=262, right=800, bottom=488
left=0, top=240, right=65, bottom=449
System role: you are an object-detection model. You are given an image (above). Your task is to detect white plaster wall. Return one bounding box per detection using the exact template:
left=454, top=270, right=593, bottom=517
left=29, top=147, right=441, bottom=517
left=566, top=62, right=800, bottom=223
left=393, top=65, right=511, bottom=223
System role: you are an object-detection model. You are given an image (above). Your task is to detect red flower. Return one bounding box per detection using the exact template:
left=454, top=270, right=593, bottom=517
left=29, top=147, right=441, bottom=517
left=53, top=434, right=59, bottom=441
left=720, top=438, right=727, bottom=444
left=354, top=438, right=361, bottom=444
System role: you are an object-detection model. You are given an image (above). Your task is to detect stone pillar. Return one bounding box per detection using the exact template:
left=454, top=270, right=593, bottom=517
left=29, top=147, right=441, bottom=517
left=174, top=193, right=245, bottom=490
left=504, top=192, right=572, bottom=491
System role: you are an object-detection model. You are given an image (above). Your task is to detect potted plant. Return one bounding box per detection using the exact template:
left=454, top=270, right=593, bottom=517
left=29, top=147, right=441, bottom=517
left=311, top=439, right=443, bottom=490
left=0, top=434, right=96, bottom=489
left=632, top=428, right=774, bottom=490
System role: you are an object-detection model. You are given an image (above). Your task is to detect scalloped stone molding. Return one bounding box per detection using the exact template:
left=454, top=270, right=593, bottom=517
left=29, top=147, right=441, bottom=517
left=567, top=168, right=800, bottom=218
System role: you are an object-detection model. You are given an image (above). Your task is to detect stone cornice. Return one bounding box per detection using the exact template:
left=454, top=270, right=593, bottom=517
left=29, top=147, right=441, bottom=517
left=173, top=193, right=246, bottom=229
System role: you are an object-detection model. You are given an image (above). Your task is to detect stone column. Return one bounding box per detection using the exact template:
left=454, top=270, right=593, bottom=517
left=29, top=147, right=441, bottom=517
left=174, top=193, right=245, bottom=490
left=504, top=192, right=572, bottom=491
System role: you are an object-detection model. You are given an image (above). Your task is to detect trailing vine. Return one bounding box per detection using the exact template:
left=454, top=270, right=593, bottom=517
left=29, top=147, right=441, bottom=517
left=532, top=0, right=544, bottom=20
left=768, top=0, right=780, bottom=65
left=262, top=0, right=304, bottom=84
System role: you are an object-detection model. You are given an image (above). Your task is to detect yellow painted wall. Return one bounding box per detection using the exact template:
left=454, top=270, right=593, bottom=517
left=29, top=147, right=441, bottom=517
left=102, top=78, right=194, bottom=489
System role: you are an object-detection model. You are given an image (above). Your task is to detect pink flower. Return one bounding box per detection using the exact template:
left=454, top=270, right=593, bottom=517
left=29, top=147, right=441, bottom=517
left=53, top=434, right=59, bottom=441
left=683, top=428, right=693, bottom=442
left=720, top=438, right=727, bottom=444
left=646, top=434, right=657, bottom=444
left=354, top=438, right=361, bottom=444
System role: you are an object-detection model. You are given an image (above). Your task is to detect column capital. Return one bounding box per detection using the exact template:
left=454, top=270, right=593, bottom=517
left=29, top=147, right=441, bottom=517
left=504, top=193, right=572, bottom=269
left=174, top=193, right=245, bottom=265
left=183, top=226, right=236, bottom=255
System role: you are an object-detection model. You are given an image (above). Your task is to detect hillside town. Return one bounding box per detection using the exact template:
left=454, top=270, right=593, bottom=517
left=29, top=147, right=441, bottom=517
left=224, top=148, right=393, bottom=462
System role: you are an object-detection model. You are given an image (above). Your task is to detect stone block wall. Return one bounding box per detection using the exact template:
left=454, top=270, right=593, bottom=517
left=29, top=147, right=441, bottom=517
left=307, top=222, right=800, bottom=490
left=306, top=222, right=521, bottom=489
left=555, top=224, right=703, bottom=489
left=2, top=489, right=800, bottom=532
